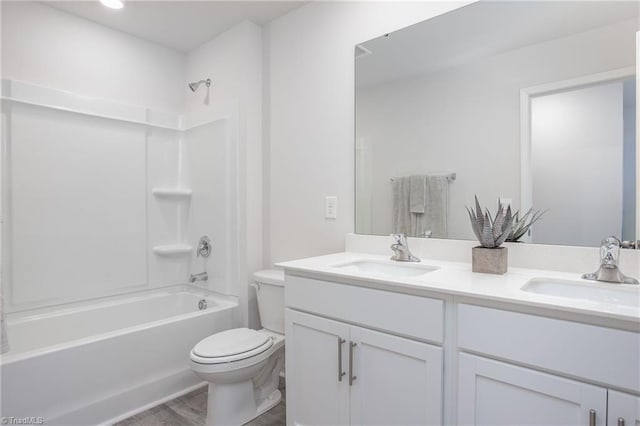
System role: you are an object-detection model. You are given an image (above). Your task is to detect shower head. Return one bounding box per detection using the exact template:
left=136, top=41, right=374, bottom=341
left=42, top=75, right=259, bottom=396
left=188, top=78, right=211, bottom=92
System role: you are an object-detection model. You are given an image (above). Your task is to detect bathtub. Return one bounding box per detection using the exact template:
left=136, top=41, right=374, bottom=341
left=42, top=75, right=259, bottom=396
left=0, top=285, right=238, bottom=425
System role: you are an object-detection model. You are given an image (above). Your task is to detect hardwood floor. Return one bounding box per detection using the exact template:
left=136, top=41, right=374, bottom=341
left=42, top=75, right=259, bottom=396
left=115, top=378, right=286, bottom=426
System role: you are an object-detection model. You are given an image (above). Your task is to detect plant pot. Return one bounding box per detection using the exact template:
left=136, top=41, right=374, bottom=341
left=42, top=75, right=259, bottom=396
left=472, top=246, right=508, bottom=275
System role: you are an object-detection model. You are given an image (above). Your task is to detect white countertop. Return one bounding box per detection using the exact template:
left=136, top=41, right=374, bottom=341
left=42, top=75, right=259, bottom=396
left=277, top=252, right=640, bottom=324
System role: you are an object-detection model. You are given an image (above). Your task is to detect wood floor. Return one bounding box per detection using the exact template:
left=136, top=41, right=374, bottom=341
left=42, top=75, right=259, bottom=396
left=114, top=378, right=286, bottom=426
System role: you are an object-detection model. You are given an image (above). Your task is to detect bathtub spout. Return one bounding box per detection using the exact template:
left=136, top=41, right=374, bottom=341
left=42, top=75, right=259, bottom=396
left=189, top=272, right=208, bottom=283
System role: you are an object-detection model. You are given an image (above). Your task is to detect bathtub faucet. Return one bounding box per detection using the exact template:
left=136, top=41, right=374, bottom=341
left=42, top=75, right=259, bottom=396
left=189, top=272, right=208, bottom=283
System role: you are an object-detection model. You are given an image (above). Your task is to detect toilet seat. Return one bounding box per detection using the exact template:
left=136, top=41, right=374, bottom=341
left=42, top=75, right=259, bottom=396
left=192, top=328, right=274, bottom=364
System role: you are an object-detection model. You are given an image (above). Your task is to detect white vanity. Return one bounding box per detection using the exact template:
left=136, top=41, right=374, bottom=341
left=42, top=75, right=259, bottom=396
left=278, top=241, right=640, bottom=426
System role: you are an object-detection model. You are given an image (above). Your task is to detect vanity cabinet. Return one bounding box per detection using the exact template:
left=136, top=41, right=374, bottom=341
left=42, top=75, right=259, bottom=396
left=607, top=391, right=640, bottom=426
left=286, top=309, right=443, bottom=426
left=282, top=271, right=640, bottom=426
left=286, top=310, right=350, bottom=426
left=457, top=353, right=608, bottom=425
left=284, top=273, right=445, bottom=426
left=457, top=304, right=640, bottom=426
left=458, top=353, right=640, bottom=426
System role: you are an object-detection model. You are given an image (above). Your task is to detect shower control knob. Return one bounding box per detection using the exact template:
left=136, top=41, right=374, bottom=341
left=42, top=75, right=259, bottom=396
left=197, top=235, right=212, bottom=258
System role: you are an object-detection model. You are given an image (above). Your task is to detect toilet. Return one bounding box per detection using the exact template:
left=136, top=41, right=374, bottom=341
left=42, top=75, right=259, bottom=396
left=190, top=269, right=285, bottom=426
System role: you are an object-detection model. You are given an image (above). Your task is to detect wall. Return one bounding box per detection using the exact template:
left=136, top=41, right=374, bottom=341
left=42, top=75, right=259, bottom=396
left=265, top=1, right=471, bottom=264
left=355, top=19, right=637, bottom=241
left=185, top=21, right=263, bottom=328
left=1, top=2, right=185, bottom=113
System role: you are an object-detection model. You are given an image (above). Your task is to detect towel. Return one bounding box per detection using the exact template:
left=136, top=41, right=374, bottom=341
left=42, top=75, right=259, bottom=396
left=424, top=175, right=449, bottom=238
left=1, top=292, right=9, bottom=354
left=392, top=177, right=412, bottom=235
left=392, top=175, right=450, bottom=238
left=409, top=175, right=426, bottom=213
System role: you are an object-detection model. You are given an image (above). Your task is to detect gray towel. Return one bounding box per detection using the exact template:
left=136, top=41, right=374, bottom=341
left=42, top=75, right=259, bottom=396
left=393, top=175, right=449, bottom=238
left=392, top=177, right=412, bottom=235
left=424, top=175, right=449, bottom=238
left=409, top=175, right=426, bottom=213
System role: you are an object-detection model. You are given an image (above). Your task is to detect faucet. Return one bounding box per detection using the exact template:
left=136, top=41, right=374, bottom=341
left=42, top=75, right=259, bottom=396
left=582, top=236, right=638, bottom=284
left=390, top=233, right=420, bottom=262
left=189, top=272, right=208, bottom=283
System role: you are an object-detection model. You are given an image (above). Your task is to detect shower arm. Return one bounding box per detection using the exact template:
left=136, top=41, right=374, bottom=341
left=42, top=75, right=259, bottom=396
left=188, top=78, right=211, bottom=92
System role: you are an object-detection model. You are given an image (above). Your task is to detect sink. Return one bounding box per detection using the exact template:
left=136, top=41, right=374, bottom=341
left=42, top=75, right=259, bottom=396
left=521, top=278, right=640, bottom=307
left=331, top=260, right=439, bottom=277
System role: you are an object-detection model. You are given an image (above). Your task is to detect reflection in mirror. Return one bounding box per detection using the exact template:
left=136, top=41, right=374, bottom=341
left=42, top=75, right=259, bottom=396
left=355, top=1, right=638, bottom=247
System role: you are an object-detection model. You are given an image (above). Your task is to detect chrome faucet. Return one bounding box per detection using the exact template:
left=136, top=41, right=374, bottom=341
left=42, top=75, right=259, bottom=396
left=390, top=233, right=420, bottom=262
left=582, top=236, right=638, bottom=284
left=189, top=272, right=208, bottom=283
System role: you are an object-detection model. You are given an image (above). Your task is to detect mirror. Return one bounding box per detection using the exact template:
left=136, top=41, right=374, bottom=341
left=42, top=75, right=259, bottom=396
left=355, top=1, right=638, bottom=247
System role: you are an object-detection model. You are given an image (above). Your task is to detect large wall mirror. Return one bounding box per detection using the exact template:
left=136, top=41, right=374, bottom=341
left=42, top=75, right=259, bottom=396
left=355, top=1, right=638, bottom=247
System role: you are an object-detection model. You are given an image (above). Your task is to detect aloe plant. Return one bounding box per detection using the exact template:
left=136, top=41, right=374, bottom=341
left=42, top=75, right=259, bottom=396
left=506, top=208, right=546, bottom=242
left=466, top=196, right=513, bottom=248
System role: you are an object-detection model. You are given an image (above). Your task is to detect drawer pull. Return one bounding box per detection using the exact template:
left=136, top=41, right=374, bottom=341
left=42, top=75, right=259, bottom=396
left=349, top=341, right=357, bottom=386
left=618, top=418, right=625, bottom=426
left=589, top=409, right=596, bottom=426
left=337, top=338, right=346, bottom=382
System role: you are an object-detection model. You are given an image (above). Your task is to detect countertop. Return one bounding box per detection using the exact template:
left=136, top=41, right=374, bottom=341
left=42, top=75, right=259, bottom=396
left=277, top=252, right=640, bottom=325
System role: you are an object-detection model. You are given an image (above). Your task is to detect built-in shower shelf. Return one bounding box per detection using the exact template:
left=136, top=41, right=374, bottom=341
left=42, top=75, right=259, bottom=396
left=152, top=188, right=193, bottom=199
left=153, top=244, right=193, bottom=256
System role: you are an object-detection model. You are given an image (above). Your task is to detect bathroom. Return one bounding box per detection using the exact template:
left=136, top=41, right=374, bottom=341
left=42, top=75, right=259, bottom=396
left=0, top=0, right=638, bottom=425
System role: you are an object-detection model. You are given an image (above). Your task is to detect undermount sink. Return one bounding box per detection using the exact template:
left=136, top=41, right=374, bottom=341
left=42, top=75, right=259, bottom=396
left=521, top=278, right=640, bottom=307
left=331, top=260, right=439, bottom=277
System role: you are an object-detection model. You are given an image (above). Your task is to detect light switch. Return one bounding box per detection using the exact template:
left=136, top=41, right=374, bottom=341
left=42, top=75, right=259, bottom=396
left=325, top=196, right=337, bottom=219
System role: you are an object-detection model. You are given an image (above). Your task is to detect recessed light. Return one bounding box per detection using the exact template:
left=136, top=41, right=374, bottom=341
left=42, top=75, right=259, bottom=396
left=100, top=0, right=123, bottom=10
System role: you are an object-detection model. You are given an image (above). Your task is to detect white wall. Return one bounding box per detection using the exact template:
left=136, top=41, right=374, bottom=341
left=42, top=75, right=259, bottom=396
left=355, top=19, right=637, bottom=241
left=532, top=82, right=623, bottom=247
left=265, top=1, right=471, bottom=264
left=1, top=2, right=185, bottom=113
left=185, top=21, right=263, bottom=328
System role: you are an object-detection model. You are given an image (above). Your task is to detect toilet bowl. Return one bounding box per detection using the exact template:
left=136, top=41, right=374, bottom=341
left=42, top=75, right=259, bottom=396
left=190, top=269, right=285, bottom=426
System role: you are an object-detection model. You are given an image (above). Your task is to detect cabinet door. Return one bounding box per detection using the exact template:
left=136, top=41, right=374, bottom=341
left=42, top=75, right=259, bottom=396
left=350, top=326, right=443, bottom=425
left=608, top=390, right=640, bottom=426
left=458, top=353, right=607, bottom=426
left=286, top=309, right=350, bottom=426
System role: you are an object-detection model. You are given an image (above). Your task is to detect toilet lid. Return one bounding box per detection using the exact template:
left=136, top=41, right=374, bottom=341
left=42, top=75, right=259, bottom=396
left=193, top=328, right=273, bottom=362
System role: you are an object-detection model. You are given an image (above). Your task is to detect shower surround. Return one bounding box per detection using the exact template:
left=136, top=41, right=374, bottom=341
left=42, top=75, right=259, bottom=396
left=0, top=76, right=241, bottom=422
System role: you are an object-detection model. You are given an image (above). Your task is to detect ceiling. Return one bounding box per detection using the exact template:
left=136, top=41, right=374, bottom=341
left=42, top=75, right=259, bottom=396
left=45, top=1, right=304, bottom=52
left=356, top=1, right=639, bottom=88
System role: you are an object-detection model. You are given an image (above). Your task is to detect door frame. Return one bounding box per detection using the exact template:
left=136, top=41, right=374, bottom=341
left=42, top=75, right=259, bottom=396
left=519, top=66, right=635, bottom=242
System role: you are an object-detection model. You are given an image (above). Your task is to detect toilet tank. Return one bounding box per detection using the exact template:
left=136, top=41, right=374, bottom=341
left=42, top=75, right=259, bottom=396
left=253, top=269, right=285, bottom=334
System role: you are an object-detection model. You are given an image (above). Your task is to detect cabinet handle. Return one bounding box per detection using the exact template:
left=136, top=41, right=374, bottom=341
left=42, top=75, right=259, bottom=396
left=589, top=409, right=596, bottom=426
left=617, top=418, right=625, bottom=426
left=349, top=341, right=357, bottom=386
left=337, top=338, right=346, bottom=382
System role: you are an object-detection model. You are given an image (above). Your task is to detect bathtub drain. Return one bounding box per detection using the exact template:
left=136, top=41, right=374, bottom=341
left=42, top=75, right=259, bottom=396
left=198, top=299, right=207, bottom=310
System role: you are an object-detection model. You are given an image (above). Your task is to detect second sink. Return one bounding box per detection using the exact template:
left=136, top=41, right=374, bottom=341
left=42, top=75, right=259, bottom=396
left=521, top=278, right=640, bottom=307
left=331, top=259, right=439, bottom=277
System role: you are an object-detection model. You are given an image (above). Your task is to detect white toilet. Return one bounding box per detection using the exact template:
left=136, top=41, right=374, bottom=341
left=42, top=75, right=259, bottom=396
left=190, top=269, right=285, bottom=426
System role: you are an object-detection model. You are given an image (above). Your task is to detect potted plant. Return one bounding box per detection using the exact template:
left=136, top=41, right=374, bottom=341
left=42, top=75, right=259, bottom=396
left=506, top=208, right=546, bottom=242
left=466, top=196, right=513, bottom=274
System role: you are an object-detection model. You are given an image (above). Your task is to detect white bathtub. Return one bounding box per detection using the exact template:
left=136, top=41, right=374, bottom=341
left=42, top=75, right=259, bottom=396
left=0, top=285, right=238, bottom=425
